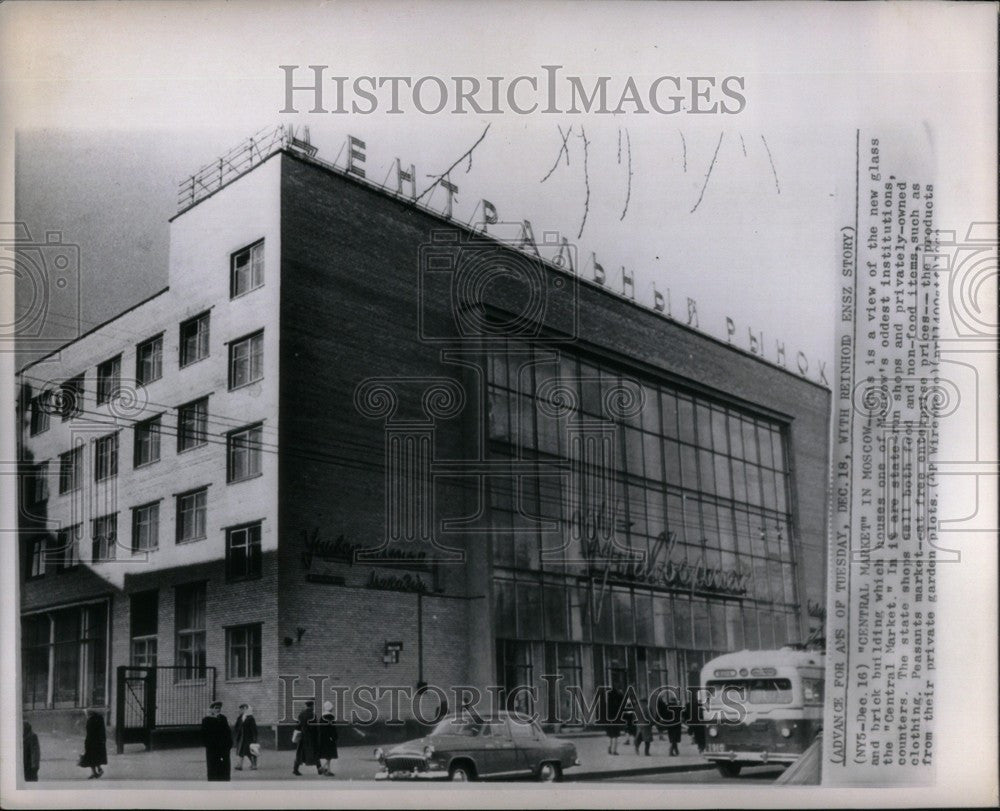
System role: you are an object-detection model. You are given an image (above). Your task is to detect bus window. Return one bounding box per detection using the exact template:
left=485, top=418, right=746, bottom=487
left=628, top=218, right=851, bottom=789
left=706, top=678, right=794, bottom=705
left=802, top=678, right=823, bottom=704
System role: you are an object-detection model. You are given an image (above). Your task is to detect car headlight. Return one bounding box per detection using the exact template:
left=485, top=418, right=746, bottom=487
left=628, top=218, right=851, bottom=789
left=423, top=744, right=434, bottom=759
left=374, top=747, right=385, bottom=763
left=708, top=726, right=718, bottom=737
left=780, top=727, right=792, bottom=738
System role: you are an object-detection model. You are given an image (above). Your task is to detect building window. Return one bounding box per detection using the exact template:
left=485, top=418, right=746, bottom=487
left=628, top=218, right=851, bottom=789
left=22, top=603, right=108, bottom=710
left=227, top=424, right=263, bottom=482
left=60, top=375, right=84, bottom=421
left=226, top=624, right=262, bottom=680
left=131, top=637, right=158, bottom=668
left=92, top=514, right=117, bottom=562
left=131, top=502, right=160, bottom=553
left=96, top=355, right=121, bottom=405
left=136, top=335, right=163, bottom=385
left=29, top=460, right=49, bottom=505
left=30, top=393, right=51, bottom=435
left=134, top=415, right=162, bottom=467
left=228, top=331, right=264, bottom=389
left=50, top=525, right=80, bottom=570
left=230, top=240, right=264, bottom=298
left=21, top=613, right=50, bottom=709
left=177, top=397, right=208, bottom=452
left=58, top=447, right=83, bottom=494
left=94, top=433, right=119, bottom=481
left=179, top=312, right=210, bottom=367
left=175, top=487, right=207, bottom=543
left=26, top=537, right=46, bottom=579
left=175, top=583, right=206, bottom=681
left=130, top=590, right=158, bottom=667
left=226, top=522, right=262, bottom=580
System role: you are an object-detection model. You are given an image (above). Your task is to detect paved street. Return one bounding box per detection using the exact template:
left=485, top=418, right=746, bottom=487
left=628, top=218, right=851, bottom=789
left=24, top=728, right=718, bottom=784
left=598, top=764, right=786, bottom=783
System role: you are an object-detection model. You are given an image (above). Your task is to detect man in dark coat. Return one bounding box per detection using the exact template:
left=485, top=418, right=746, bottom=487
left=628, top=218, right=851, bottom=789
left=665, top=700, right=684, bottom=756
left=201, top=701, right=233, bottom=781
left=292, top=699, right=317, bottom=776
left=23, top=720, right=40, bottom=782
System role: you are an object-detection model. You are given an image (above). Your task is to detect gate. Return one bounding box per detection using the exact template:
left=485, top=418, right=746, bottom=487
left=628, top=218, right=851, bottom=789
left=115, top=666, right=217, bottom=752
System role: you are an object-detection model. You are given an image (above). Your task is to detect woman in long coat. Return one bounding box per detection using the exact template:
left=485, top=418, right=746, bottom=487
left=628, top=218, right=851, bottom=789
left=315, top=701, right=339, bottom=777
left=233, top=704, right=259, bottom=771
left=79, top=709, right=107, bottom=778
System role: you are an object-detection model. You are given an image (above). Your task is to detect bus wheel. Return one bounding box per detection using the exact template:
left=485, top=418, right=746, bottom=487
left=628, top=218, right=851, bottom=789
left=717, top=762, right=742, bottom=778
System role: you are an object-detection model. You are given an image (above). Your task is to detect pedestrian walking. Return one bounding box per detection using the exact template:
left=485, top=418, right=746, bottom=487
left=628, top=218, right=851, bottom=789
left=656, top=691, right=670, bottom=741
left=201, top=701, right=233, bottom=781
left=685, top=698, right=706, bottom=754
left=78, top=709, right=107, bottom=779
left=23, top=720, right=40, bottom=782
left=600, top=686, right=625, bottom=755
left=315, top=700, right=339, bottom=777
left=233, top=703, right=259, bottom=771
left=666, top=700, right=683, bottom=756
left=633, top=698, right=654, bottom=756
left=622, top=697, right=637, bottom=747
left=292, top=699, right=318, bottom=775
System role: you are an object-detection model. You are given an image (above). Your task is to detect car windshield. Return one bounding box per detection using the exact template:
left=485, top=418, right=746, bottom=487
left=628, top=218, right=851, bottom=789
left=429, top=718, right=487, bottom=737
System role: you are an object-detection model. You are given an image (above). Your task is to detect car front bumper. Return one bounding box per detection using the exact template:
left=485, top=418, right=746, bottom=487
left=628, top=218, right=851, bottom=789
left=705, top=751, right=798, bottom=765
left=375, top=767, right=448, bottom=781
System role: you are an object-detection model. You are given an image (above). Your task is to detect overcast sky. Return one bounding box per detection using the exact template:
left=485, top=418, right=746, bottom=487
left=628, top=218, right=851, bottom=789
left=4, top=1, right=995, bottom=377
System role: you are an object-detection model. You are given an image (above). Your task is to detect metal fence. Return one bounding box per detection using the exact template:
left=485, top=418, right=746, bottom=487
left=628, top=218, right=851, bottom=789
left=116, top=665, right=217, bottom=751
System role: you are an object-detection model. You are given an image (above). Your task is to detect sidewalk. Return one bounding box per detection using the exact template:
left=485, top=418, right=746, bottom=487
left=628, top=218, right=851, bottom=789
left=26, top=729, right=714, bottom=784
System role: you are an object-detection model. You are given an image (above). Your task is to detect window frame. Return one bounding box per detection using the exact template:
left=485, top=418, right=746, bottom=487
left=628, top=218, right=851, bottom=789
left=133, top=414, right=163, bottom=468
left=30, top=393, right=51, bottom=435
left=91, top=513, right=118, bottom=562
left=29, top=460, right=49, bottom=505
left=174, top=582, right=207, bottom=683
left=96, top=355, right=122, bottom=406
left=227, top=330, right=264, bottom=390
left=58, top=447, right=84, bottom=494
left=50, top=524, right=81, bottom=571
left=94, top=432, right=119, bottom=482
left=226, top=423, right=263, bottom=483
left=229, top=240, right=265, bottom=299
left=177, top=397, right=209, bottom=453
left=225, top=623, right=262, bottom=681
left=225, top=521, right=263, bottom=581
left=26, top=537, right=46, bottom=579
left=60, top=375, right=85, bottom=421
left=178, top=312, right=211, bottom=368
left=175, top=487, right=208, bottom=544
left=131, top=501, right=161, bottom=553
left=135, top=334, right=164, bottom=385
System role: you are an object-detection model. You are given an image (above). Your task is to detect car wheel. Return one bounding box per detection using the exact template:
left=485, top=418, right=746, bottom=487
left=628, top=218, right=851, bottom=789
left=717, top=762, right=742, bottom=778
left=537, top=762, right=562, bottom=782
left=449, top=763, right=473, bottom=782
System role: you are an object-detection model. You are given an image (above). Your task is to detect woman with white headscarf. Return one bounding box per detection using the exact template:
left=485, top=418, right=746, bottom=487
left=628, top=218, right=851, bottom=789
left=315, top=700, right=339, bottom=777
left=233, top=703, right=259, bottom=771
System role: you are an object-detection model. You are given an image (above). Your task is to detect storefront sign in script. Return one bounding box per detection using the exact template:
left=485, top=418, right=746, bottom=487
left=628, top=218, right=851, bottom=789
left=583, top=529, right=754, bottom=596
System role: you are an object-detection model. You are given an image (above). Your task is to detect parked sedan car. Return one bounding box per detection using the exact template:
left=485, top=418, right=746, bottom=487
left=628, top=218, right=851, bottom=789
left=374, top=712, right=580, bottom=782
